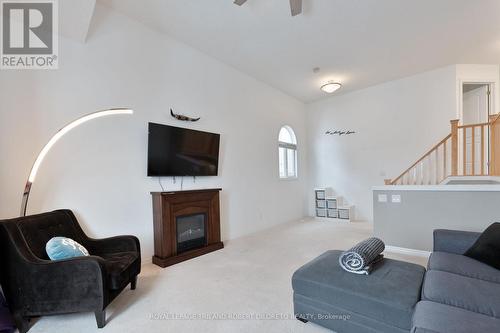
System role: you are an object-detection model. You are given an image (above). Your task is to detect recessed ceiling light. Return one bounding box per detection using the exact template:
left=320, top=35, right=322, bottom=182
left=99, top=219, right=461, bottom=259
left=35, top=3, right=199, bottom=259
left=320, top=82, right=342, bottom=94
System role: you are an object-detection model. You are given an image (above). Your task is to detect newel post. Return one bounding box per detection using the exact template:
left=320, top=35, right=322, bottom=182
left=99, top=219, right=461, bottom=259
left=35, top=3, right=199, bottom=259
left=450, top=119, right=459, bottom=176
left=489, top=115, right=497, bottom=176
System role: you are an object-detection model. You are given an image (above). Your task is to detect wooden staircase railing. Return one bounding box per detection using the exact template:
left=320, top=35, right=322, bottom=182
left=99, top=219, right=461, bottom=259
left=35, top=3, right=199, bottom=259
left=386, top=114, right=500, bottom=185
left=490, top=113, right=500, bottom=176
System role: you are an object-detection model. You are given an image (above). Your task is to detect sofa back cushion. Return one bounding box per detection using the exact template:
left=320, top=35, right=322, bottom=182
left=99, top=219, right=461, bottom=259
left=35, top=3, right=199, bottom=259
left=16, top=210, right=84, bottom=260
left=428, top=251, right=500, bottom=283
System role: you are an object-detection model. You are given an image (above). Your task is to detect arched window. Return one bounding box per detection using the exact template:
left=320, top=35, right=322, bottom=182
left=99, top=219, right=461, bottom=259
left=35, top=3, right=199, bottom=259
left=278, top=126, right=298, bottom=179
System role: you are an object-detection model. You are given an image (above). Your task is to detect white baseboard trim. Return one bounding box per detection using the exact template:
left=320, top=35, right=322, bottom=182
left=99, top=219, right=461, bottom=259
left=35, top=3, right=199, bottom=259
left=385, top=245, right=431, bottom=258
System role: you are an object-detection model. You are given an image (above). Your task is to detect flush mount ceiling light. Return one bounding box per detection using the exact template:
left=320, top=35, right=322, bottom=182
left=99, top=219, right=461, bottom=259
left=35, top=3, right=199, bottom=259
left=320, top=82, right=342, bottom=94
left=234, top=0, right=302, bottom=17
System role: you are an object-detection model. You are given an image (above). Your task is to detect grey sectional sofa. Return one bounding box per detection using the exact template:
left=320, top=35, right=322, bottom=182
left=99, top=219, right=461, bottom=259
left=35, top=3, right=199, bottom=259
left=413, top=229, right=500, bottom=333
left=292, top=229, right=500, bottom=333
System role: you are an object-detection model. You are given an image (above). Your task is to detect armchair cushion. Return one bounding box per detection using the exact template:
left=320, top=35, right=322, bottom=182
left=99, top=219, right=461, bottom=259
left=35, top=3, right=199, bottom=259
left=100, top=251, right=140, bottom=290
left=46, top=237, right=89, bottom=261
left=16, top=210, right=86, bottom=260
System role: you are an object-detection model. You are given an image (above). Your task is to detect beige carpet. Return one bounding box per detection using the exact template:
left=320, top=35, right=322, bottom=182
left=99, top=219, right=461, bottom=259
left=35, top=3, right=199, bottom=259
left=28, top=219, right=428, bottom=333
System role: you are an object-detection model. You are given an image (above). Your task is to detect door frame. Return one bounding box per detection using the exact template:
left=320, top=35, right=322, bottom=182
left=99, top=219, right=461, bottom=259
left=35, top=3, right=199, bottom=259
left=458, top=80, right=495, bottom=125
left=459, top=81, right=495, bottom=175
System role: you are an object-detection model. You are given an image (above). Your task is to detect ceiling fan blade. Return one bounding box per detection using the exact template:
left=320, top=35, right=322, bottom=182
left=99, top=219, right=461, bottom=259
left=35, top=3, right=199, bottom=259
left=289, top=0, right=302, bottom=16
left=234, top=0, right=247, bottom=5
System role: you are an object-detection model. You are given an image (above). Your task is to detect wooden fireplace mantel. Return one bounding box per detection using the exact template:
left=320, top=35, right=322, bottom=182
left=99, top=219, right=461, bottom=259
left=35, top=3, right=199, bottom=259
left=151, top=188, right=223, bottom=268
left=150, top=188, right=223, bottom=196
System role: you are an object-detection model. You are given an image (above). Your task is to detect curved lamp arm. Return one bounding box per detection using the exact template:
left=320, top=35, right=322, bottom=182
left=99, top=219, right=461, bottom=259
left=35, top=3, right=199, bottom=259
left=21, top=108, right=134, bottom=216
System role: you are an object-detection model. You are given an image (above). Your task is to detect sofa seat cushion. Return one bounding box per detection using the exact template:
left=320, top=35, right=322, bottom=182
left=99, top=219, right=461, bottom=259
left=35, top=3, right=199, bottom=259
left=422, top=270, right=500, bottom=318
left=292, top=250, right=426, bottom=330
left=100, top=251, right=140, bottom=290
left=412, top=301, right=500, bottom=333
left=428, top=251, right=500, bottom=283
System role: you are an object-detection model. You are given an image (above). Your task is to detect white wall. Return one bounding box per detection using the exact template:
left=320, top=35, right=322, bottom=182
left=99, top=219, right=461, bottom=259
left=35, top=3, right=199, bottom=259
left=306, top=66, right=459, bottom=221
left=0, top=4, right=308, bottom=261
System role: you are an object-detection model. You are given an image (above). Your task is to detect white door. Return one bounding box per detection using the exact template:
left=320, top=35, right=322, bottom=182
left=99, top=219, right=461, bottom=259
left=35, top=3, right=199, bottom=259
left=462, top=84, right=490, bottom=175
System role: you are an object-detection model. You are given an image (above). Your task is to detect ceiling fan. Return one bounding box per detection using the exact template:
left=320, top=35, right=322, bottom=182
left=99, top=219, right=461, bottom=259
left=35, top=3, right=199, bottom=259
left=234, top=0, right=302, bottom=17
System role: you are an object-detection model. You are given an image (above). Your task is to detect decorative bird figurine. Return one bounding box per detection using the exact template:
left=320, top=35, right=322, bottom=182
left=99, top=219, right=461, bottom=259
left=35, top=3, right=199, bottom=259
left=170, top=109, right=200, bottom=122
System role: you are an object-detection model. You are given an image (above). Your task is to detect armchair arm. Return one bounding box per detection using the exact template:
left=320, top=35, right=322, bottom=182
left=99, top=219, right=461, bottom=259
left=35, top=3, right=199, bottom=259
left=433, top=229, right=481, bottom=255
left=84, top=235, right=140, bottom=255
left=16, top=256, right=109, bottom=314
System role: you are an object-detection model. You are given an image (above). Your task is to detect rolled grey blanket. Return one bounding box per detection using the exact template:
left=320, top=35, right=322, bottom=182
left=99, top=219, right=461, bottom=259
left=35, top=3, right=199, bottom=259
left=339, top=237, right=385, bottom=275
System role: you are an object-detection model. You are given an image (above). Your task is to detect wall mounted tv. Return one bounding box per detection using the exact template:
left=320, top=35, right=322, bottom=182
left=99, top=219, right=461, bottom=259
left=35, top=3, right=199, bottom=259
left=147, top=123, right=220, bottom=177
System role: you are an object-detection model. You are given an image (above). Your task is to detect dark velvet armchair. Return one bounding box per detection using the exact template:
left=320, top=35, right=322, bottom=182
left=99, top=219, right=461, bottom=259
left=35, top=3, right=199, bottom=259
left=0, top=210, right=141, bottom=333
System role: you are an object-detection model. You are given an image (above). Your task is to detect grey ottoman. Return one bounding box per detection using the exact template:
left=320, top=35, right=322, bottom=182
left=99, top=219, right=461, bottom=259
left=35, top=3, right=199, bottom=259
left=292, top=250, right=425, bottom=333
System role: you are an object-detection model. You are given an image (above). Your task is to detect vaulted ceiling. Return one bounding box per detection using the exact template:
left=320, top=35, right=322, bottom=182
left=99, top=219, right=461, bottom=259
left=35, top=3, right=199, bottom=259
left=91, top=0, right=500, bottom=103
left=59, top=0, right=96, bottom=42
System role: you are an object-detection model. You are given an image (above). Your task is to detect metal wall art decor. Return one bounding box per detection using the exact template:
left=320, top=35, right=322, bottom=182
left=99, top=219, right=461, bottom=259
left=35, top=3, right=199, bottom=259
left=325, top=130, right=356, bottom=136
left=170, top=109, right=200, bottom=122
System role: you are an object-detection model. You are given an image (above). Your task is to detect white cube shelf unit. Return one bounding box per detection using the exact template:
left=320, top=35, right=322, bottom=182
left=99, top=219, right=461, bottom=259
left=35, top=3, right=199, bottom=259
left=314, top=188, right=354, bottom=222
left=338, top=206, right=354, bottom=220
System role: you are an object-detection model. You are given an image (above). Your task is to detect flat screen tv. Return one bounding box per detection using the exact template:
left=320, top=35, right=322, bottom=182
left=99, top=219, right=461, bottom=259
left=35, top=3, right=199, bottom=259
left=147, top=123, right=220, bottom=176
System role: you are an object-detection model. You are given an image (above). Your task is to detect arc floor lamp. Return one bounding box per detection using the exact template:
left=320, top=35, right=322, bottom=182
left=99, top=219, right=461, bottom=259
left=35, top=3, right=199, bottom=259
left=20, top=108, right=134, bottom=217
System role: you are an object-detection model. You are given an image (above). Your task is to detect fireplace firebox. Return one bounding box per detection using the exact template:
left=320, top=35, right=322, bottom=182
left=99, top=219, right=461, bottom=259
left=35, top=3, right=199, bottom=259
left=176, top=213, right=207, bottom=254
left=151, top=189, right=223, bottom=268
